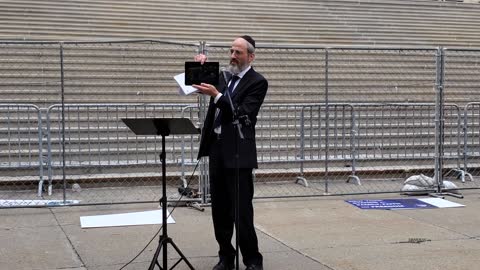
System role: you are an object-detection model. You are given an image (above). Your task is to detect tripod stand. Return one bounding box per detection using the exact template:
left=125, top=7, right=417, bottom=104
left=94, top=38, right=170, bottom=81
left=122, top=118, right=199, bottom=270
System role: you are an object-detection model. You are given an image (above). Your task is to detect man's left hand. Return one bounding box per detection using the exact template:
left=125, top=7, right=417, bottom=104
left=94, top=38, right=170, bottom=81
left=193, top=83, right=219, bottom=97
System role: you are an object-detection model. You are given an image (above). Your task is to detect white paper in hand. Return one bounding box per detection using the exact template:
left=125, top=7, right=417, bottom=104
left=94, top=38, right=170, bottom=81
left=175, top=73, right=199, bottom=96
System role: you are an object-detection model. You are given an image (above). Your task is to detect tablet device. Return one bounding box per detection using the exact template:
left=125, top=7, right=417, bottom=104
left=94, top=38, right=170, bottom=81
left=185, top=62, right=219, bottom=85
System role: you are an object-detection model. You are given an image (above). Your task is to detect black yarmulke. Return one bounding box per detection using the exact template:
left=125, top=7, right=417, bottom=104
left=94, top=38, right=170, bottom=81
left=240, top=35, right=255, bottom=48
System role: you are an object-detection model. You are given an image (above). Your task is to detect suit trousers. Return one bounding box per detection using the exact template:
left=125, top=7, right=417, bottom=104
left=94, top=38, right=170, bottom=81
left=208, top=135, right=263, bottom=266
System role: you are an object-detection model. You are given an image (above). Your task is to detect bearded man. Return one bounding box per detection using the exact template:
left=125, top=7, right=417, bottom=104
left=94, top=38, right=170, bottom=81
left=193, top=35, right=267, bottom=270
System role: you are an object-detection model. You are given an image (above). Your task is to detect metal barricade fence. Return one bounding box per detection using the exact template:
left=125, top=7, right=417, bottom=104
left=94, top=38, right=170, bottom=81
left=0, top=101, right=476, bottom=206
left=180, top=104, right=201, bottom=187
left=253, top=103, right=465, bottom=197
left=43, top=103, right=200, bottom=204
left=443, top=48, right=480, bottom=186
left=0, top=104, right=44, bottom=205
left=253, top=104, right=358, bottom=198
left=343, top=103, right=465, bottom=194
left=253, top=104, right=307, bottom=197
left=298, top=104, right=359, bottom=193
left=461, top=103, right=480, bottom=187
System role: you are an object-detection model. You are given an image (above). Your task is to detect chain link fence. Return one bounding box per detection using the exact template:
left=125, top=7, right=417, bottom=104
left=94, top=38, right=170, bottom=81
left=325, top=48, right=438, bottom=103
left=1, top=40, right=480, bottom=207
left=0, top=104, right=44, bottom=204
left=0, top=42, right=61, bottom=107
left=460, top=103, right=480, bottom=187
left=43, top=103, right=200, bottom=205
left=443, top=49, right=480, bottom=189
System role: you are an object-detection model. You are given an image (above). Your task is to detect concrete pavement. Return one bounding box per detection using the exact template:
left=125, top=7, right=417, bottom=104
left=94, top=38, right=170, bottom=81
left=1, top=190, right=479, bottom=270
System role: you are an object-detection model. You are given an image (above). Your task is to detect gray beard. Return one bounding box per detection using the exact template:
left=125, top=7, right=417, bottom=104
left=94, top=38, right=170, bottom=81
left=228, top=63, right=247, bottom=75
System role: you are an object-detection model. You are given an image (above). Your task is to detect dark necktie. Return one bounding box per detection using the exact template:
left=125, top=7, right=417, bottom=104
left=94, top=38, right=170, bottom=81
left=214, top=75, right=240, bottom=129
left=228, top=75, right=240, bottom=94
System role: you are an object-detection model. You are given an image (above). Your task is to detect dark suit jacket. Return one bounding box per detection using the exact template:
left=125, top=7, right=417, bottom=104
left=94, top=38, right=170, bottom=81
left=197, top=67, right=268, bottom=168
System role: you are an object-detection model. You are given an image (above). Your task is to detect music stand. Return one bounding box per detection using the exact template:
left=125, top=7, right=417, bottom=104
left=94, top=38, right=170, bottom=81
left=122, top=118, right=199, bottom=270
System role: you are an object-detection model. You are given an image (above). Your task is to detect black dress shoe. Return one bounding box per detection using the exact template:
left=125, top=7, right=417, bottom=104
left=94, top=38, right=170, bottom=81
left=212, top=260, right=234, bottom=270
left=245, top=264, right=263, bottom=270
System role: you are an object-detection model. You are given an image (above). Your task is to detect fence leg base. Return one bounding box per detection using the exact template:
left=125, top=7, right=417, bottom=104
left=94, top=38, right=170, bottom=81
left=187, top=202, right=205, bottom=212
left=37, top=180, right=44, bottom=197
left=346, top=175, right=361, bottom=186
left=446, top=169, right=473, bottom=183
left=180, top=177, right=188, bottom=188
left=295, top=176, right=309, bottom=187
left=429, top=191, right=464, bottom=199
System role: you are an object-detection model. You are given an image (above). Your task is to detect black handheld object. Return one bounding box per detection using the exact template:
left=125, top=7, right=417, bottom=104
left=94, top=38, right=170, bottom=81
left=185, top=61, right=219, bottom=85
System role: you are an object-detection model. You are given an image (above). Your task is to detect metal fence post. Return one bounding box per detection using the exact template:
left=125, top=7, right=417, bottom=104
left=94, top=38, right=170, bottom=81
left=324, top=48, right=330, bottom=194
left=59, top=42, right=68, bottom=203
left=463, top=104, right=470, bottom=177
left=434, top=47, right=445, bottom=193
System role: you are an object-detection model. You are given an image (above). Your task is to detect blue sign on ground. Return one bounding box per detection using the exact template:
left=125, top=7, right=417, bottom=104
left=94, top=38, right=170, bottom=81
left=346, top=199, right=437, bottom=210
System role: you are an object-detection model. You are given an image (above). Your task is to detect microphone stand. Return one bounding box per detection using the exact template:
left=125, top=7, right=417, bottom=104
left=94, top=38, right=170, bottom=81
left=221, top=71, right=243, bottom=270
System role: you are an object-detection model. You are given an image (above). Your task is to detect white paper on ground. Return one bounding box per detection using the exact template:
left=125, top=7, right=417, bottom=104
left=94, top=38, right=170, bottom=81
left=80, top=209, right=175, bottom=228
left=419, top=198, right=465, bottom=208
left=174, top=73, right=199, bottom=96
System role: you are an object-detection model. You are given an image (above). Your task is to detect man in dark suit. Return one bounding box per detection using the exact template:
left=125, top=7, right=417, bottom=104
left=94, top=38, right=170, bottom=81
left=193, top=36, right=267, bottom=270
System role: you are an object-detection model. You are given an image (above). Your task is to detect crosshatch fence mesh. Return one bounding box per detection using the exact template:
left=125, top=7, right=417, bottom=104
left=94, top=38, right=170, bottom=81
left=0, top=40, right=480, bottom=207
left=43, top=103, right=201, bottom=204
